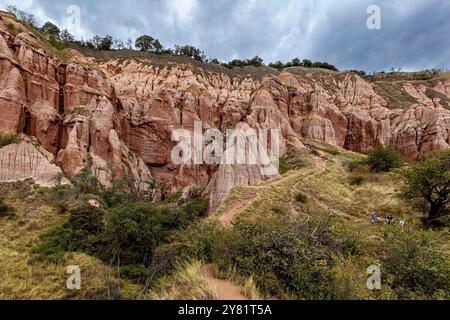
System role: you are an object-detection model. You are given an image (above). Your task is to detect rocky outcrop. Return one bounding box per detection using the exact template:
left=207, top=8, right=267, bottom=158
left=0, top=136, right=69, bottom=186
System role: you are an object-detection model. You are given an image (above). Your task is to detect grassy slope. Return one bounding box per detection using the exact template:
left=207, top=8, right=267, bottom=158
left=0, top=141, right=448, bottom=299
left=0, top=181, right=138, bottom=300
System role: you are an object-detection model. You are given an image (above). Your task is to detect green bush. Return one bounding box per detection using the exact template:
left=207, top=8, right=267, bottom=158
left=295, top=192, right=308, bottom=203
left=48, top=34, right=65, bottom=50
left=103, top=196, right=207, bottom=268
left=0, top=134, right=18, bottom=148
left=345, top=159, right=364, bottom=172
left=71, top=169, right=101, bottom=196
left=0, top=197, right=14, bottom=217
left=349, top=175, right=365, bottom=186
left=214, top=215, right=359, bottom=299
left=71, top=107, right=90, bottom=115
left=153, top=219, right=223, bottom=273
left=382, top=226, right=450, bottom=299
left=365, top=145, right=403, bottom=172
left=34, top=204, right=105, bottom=262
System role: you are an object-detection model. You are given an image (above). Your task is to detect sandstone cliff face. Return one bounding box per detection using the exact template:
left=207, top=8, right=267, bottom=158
left=0, top=12, right=449, bottom=210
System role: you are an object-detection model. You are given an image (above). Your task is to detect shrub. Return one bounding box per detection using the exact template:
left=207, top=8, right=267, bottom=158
left=6, top=22, right=19, bottom=35
left=47, top=35, right=65, bottom=50
left=349, top=175, right=365, bottom=186
left=34, top=204, right=105, bottom=262
left=71, top=169, right=101, bottom=196
left=153, top=219, right=223, bottom=272
left=0, top=134, right=18, bottom=148
left=214, top=215, right=359, bottom=299
left=0, top=197, right=14, bottom=217
left=382, top=226, right=450, bottom=299
left=71, top=107, right=90, bottom=115
left=103, top=197, right=206, bottom=268
left=365, top=145, right=403, bottom=172
left=345, top=159, right=364, bottom=172
left=295, top=192, right=308, bottom=203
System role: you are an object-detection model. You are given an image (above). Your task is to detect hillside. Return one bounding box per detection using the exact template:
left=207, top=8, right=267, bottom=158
left=0, top=10, right=449, bottom=300
left=0, top=141, right=448, bottom=299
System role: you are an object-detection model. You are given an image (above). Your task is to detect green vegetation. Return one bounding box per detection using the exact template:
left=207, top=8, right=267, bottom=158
left=5, top=22, right=19, bottom=35
left=1, top=140, right=449, bottom=299
left=0, top=196, right=15, bottom=217
left=0, top=134, right=19, bottom=148
left=295, top=192, right=308, bottom=203
left=222, top=56, right=264, bottom=69
left=135, top=35, right=164, bottom=53
left=269, top=58, right=339, bottom=72
left=214, top=214, right=362, bottom=299
left=33, top=204, right=104, bottom=262
left=71, top=107, right=91, bottom=115
left=365, top=145, right=403, bottom=172
left=35, top=168, right=210, bottom=284
left=174, top=45, right=206, bottom=62
left=401, top=150, right=450, bottom=222
left=383, top=225, right=450, bottom=299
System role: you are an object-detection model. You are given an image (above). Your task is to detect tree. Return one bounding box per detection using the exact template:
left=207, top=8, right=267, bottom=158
left=153, top=39, right=164, bottom=53
left=6, top=5, right=38, bottom=28
left=41, top=21, right=60, bottom=38
left=269, top=61, right=284, bottom=70
left=401, top=150, right=450, bottom=222
left=365, top=145, right=403, bottom=172
left=302, top=59, right=313, bottom=68
left=174, top=45, right=205, bottom=62
left=91, top=35, right=113, bottom=50
left=99, top=35, right=113, bottom=50
left=135, top=35, right=155, bottom=52
left=125, top=38, right=134, bottom=50
left=248, top=56, right=263, bottom=67
left=113, top=39, right=125, bottom=50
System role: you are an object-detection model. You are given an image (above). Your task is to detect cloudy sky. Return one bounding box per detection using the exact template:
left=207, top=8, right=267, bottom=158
left=1, top=0, right=449, bottom=72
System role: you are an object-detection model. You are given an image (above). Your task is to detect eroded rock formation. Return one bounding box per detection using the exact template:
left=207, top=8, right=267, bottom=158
left=0, top=11, right=449, bottom=210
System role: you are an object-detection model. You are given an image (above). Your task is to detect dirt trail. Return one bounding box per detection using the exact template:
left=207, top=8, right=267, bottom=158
left=219, top=160, right=327, bottom=228
left=208, top=157, right=328, bottom=300
left=200, top=264, right=248, bottom=300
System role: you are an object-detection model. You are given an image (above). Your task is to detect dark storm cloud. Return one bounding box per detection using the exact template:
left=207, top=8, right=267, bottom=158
left=1, top=0, right=449, bottom=72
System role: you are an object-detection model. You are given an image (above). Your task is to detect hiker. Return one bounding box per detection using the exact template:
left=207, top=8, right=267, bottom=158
left=387, top=215, right=394, bottom=225
left=377, top=217, right=384, bottom=224
left=399, top=219, right=405, bottom=228
left=371, top=210, right=377, bottom=224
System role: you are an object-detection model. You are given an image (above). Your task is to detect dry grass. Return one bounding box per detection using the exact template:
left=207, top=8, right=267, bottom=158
left=0, top=181, right=138, bottom=300
left=147, top=261, right=218, bottom=300
left=217, top=141, right=419, bottom=249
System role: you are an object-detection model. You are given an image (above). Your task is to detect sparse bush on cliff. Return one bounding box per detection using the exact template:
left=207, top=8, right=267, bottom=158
left=268, top=57, right=338, bottom=72
left=222, top=56, right=264, bottom=69
left=0, top=134, right=19, bottom=148
left=174, top=45, right=205, bottom=62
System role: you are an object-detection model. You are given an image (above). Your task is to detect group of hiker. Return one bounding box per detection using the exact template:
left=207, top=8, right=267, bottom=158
left=371, top=210, right=405, bottom=227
